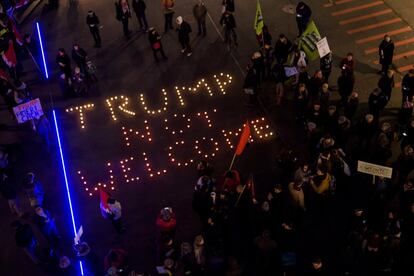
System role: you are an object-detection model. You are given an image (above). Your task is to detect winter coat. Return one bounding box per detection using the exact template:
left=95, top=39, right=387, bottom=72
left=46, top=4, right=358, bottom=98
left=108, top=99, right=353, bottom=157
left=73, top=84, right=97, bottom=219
left=378, top=74, right=394, bottom=100
left=177, top=21, right=192, bottom=43
left=193, top=3, right=207, bottom=21
left=402, top=73, right=414, bottom=102
left=296, top=2, right=312, bottom=22
left=86, top=13, right=100, bottom=28
left=379, top=40, right=394, bottom=65
left=132, top=0, right=146, bottom=16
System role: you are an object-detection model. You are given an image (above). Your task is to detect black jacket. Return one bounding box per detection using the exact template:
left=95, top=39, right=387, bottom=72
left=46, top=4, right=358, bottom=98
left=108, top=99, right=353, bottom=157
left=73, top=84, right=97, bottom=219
left=296, top=2, right=312, bottom=22
left=377, top=74, right=394, bottom=98
left=132, top=0, right=146, bottom=15
left=15, top=224, right=35, bottom=248
left=220, top=13, right=236, bottom=29
left=86, top=13, right=100, bottom=28
left=177, top=21, right=192, bottom=42
left=402, top=73, right=414, bottom=100
left=379, top=40, right=394, bottom=65
left=72, top=48, right=87, bottom=66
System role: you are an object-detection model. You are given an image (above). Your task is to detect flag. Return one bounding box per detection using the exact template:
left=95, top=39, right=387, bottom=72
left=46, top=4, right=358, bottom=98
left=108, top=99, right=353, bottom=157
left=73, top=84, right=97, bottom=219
left=99, top=188, right=110, bottom=210
left=299, top=21, right=321, bottom=61
left=1, top=40, right=17, bottom=67
left=10, top=19, right=23, bottom=46
left=235, top=121, right=251, bottom=156
left=254, top=0, right=264, bottom=36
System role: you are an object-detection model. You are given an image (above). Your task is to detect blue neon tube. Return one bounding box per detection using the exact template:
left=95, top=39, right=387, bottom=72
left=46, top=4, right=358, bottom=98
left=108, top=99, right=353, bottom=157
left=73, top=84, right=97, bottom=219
left=52, top=110, right=84, bottom=275
left=36, top=22, right=49, bottom=79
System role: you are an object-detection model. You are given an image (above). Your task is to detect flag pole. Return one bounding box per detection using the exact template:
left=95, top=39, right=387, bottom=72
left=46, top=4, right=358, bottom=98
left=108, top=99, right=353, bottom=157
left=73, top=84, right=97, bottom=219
left=228, top=152, right=237, bottom=171
left=234, top=183, right=246, bottom=207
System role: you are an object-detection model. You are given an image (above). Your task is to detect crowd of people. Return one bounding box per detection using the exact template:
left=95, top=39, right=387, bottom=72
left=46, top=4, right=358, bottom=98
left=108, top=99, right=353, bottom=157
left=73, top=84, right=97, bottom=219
left=0, top=0, right=414, bottom=275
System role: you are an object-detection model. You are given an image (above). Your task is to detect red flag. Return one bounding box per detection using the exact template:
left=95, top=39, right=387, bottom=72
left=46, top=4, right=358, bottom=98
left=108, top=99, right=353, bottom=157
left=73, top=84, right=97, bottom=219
left=10, top=19, right=23, bottom=45
left=235, top=121, right=251, bottom=155
left=2, top=40, right=17, bottom=67
left=0, top=68, right=10, bottom=82
left=99, top=188, right=110, bottom=210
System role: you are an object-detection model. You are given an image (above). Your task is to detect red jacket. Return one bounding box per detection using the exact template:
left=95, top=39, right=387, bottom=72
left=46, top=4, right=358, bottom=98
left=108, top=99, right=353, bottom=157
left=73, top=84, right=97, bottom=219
left=156, top=213, right=177, bottom=232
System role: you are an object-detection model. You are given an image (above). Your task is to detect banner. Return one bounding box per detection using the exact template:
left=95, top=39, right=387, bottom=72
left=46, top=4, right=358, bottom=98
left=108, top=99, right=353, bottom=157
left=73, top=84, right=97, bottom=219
left=13, top=98, right=44, bottom=124
left=254, top=0, right=264, bottom=35
left=316, top=37, right=331, bottom=58
left=299, top=21, right=321, bottom=61
left=357, top=161, right=393, bottom=178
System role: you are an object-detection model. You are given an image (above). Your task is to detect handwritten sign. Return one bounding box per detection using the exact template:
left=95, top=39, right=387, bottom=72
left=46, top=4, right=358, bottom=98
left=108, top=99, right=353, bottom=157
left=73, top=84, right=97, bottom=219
left=13, top=98, right=44, bottom=124
left=316, top=37, right=331, bottom=58
left=357, top=161, right=393, bottom=178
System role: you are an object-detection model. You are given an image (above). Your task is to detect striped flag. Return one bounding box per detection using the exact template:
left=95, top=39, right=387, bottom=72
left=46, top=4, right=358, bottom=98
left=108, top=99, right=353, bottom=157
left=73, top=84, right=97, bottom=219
left=254, top=0, right=264, bottom=35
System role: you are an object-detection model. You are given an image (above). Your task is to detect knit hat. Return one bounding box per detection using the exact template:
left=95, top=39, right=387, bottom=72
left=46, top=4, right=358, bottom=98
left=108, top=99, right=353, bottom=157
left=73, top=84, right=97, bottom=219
left=176, top=16, right=183, bottom=25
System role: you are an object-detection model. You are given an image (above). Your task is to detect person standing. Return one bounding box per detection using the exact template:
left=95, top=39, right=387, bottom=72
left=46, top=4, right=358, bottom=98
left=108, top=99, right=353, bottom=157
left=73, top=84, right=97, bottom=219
left=56, top=48, right=72, bottom=80
left=162, top=0, right=175, bottom=33
left=148, top=27, right=168, bottom=62
left=320, top=52, right=333, bottom=83
left=106, top=197, right=125, bottom=233
left=33, top=206, right=61, bottom=248
left=0, top=174, right=23, bottom=217
left=116, top=0, right=132, bottom=37
left=340, top=52, right=355, bottom=76
left=71, top=44, right=88, bottom=75
left=86, top=11, right=101, bottom=47
left=401, top=69, right=414, bottom=104
left=377, top=69, right=395, bottom=105
left=176, top=16, right=192, bottom=56
left=220, top=11, right=238, bottom=47
left=23, top=172, right=45, bottom=207
left=378, top=35, right=394, bottom=74
left=296, top=1, right=312, bottom=36
left=11, top=220, right=40, bottom=264
left=193, top=0, right=207, bottom=37
left=273, top=34, right=292, bottom=65
left=132, top=0, right=148, bottom=32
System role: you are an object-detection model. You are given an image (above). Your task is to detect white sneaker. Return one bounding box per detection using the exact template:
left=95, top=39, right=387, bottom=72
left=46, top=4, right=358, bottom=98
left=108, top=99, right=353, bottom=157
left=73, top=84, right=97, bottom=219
left=187, top=52, right=192, bottom=57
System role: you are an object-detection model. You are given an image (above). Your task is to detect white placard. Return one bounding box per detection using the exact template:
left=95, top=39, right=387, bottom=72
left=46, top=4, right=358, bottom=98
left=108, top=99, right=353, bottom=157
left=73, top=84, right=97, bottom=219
left=357, top=161, right=393, bottom=178
left=284, top=66, right=298, bottom=77
left=316, top=37, right=331, bottom=58
left=13, top=98, right=44, bottom=124
left=74, top=225, right=83, bottom=244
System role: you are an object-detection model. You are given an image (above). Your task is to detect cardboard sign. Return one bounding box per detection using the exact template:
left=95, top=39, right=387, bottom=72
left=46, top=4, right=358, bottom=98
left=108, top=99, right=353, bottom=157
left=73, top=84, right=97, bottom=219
left=316, top=37, right=331, bottom=58
left=357, top=161, right=393, bottom=178
left=13, top=98, right=44, bottom=124
left=74, top=225, right=83, bottom=244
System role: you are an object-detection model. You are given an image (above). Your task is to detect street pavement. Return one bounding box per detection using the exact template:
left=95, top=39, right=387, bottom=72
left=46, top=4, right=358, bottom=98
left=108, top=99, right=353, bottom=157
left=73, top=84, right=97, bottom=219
left=0, top=0, right=413, bottom=275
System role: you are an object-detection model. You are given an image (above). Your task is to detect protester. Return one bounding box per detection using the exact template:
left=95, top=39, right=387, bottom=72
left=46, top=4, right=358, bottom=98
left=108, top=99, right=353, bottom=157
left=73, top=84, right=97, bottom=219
left=320, top=52, right=332, bottom=83
left=101, top=196, right=125, bottom=233
left=378, top=35, right=394, bottom=74
left=401, top=69, right=414, bottom=104
left=148, top=27, right=168, bottom=62
left=33, top=206, right=60, bottom=248
left=378, top=69, right=395, bottom=105
left=176, top=16, right=192, bottom=57
left=340, top=52, right=355, bottom=76
left=193, top=0, right=207, bottom=37
left=132, top=0, right=148, bottom=32
left=23, top=172, right=45, bottom=207
left=86, top=11, right=101, bottom=47
left=162, top=0, right=175, bottom=33
left=71, top=44, right=88, bottom=75
left=220, top=11, right=238, bottom=48
left=11, top=220, right=40, bottom=264
left=274, top=34, right=292, bottom=65
left=56, top=48, right=71, bottom=79
left=295, top=1, right=312, bottom=36
left=115, top=0, right=132, bottom=37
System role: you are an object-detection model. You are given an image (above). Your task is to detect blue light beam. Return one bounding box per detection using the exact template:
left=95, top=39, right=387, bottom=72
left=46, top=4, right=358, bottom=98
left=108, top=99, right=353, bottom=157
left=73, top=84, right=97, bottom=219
left=36, top=22, right=49, bottom=79
left=52, top=110, right=84, bottom=275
